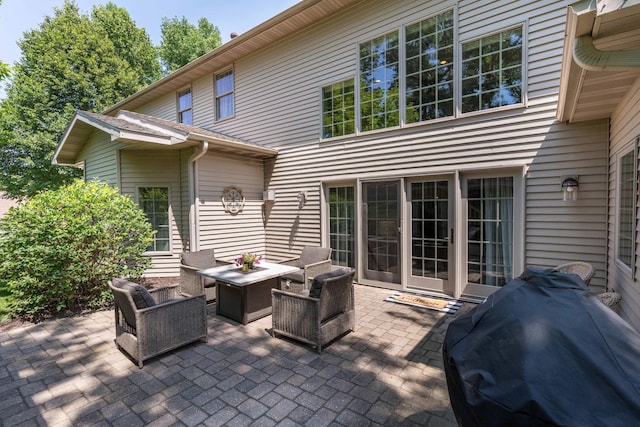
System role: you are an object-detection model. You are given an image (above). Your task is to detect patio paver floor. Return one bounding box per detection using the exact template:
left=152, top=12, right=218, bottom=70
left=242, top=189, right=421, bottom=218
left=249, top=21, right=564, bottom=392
left=0, top=284, right=475, bottom=426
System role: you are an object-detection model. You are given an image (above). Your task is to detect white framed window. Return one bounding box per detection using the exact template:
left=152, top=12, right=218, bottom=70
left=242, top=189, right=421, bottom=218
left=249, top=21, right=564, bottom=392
left=461, top=26, right=523, bottom=113
left=405, top=9, right=455, bottom=123
left=359, top=31, right=400, bottom=132
left=322, top=78, right=355, bottom=139
left=616, top=140, right=639, bottom=273
left=215, top=69, right=234, bottom=120
left=138, top=186, right=171, bottom=254
left=177, top=88, right=192, bottom=124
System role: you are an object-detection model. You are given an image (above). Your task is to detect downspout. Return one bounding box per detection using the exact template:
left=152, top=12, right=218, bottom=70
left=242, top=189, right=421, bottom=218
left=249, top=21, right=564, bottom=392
left=188, top=141, right=209, bottom=251
left=573, top=35, right=640, bottom=71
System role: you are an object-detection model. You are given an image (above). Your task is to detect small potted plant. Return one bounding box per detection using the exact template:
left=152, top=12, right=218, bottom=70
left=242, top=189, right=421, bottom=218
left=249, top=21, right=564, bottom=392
left=236, top=252, right=261, bottom=272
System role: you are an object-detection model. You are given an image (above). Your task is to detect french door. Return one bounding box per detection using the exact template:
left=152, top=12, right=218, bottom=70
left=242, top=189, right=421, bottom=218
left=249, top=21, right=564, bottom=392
left=407, top=178, right=454, bottom=295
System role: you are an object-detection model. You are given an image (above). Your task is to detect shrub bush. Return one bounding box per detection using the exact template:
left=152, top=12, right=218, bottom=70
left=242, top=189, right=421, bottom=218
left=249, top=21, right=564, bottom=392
left=0, top=180, right=153, bottom=319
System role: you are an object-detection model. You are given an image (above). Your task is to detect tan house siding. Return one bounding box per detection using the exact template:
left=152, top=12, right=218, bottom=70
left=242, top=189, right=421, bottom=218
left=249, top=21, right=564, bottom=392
left=196, top=152, right=267, bottom=262
left=76, top=131, right=123, bottom=186
left=608, top=78, right=640, bottom=328
left=119, top=150, right=184, bottom=277
left=135, top=91, right=177, bottom=121
left=174, top=0, right=608, bottom=277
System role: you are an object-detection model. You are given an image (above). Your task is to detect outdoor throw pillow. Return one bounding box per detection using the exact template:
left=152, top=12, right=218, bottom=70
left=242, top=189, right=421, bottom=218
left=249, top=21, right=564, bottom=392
left=112, top=278, right=157, bottom=309
left=309, top=268, right=350, bottom=299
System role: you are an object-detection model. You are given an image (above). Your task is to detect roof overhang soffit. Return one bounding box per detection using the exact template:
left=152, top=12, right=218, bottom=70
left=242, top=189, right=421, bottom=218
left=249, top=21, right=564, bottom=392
left=557, top=0, right=640, bottom=123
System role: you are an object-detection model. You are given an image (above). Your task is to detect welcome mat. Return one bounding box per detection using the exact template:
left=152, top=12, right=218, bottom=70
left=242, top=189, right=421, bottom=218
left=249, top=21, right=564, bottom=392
left=385, top=292, right=463, bottom=314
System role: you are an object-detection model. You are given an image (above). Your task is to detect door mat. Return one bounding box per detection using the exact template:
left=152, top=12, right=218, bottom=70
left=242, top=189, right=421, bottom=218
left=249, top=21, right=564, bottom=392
left=385, top=292, right=463, bottom=313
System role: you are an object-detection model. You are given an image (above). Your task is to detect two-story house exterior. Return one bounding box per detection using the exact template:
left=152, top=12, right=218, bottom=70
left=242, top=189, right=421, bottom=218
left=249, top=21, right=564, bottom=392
left=53, top=0, right=640, bottom=330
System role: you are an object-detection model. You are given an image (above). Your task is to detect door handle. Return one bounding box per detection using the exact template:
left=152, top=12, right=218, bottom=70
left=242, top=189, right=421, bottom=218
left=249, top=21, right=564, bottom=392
left=450, top=228, right=454, bottom=244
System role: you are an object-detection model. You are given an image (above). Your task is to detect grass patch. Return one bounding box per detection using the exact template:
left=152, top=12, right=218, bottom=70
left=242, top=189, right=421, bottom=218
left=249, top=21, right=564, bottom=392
left=0, top=283, right=13, bottom=322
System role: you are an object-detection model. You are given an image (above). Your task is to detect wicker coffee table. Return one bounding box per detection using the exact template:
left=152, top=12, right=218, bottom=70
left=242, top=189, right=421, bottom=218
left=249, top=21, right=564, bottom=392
left=198, top=261, right=298, bottom=325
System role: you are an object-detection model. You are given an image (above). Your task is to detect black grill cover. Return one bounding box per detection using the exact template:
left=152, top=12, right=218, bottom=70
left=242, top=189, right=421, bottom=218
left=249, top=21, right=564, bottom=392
left=443, top=267, right=640, bottom=426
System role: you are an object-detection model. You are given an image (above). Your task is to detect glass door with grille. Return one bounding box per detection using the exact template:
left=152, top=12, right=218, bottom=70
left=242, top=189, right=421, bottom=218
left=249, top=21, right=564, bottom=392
left=407, top=179, right=453, bottom=294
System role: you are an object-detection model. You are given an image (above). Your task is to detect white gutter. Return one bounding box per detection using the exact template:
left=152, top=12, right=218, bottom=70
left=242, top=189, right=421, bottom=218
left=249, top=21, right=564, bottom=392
left=188, top=141, right=209, bottom=251
left=573, top=35, right=640, bottom=71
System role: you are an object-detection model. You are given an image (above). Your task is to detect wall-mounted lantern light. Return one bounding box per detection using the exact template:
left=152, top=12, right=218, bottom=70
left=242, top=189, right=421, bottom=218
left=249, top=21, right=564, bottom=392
left=296, top=191, right=307, bottom=208
left=561, top=176, right=579, bottom=201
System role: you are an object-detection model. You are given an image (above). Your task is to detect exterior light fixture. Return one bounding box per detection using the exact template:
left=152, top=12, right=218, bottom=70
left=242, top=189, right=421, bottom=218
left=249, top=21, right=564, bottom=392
left=561, top=176, right=579, bottom=201
left=297, top=191, right=307, bottom=208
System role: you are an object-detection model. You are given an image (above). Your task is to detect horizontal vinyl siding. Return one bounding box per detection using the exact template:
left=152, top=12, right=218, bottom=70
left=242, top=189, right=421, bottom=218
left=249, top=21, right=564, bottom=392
left=608, top=78, right=640, bottom=330
left=76, top=131, right=123, bottom=186
left=193, top=0, right=608, bottom=270
left=196, top=152, right=266, bottom=262
left=119, top=150, right=185, bottom=277
left=135, top=91, right=177, bottom=121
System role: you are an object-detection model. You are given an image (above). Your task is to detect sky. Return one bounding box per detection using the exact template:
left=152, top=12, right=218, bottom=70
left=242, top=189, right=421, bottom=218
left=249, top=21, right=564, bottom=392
left=0, top=0, right=300, bottom=97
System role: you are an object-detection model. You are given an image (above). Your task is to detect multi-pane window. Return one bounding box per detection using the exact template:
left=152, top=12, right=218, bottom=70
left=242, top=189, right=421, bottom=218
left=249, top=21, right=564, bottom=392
left=216, top=70, right=234, bottom=120
left=329, top=186, right=355, bottom=267
left=322, top=79, right=355, bottom=139
left=461, top=27, right=523, bottom=113
left=139, top=187, right=170, bottom=253
left=467, top=177, right=513, bottom=287
left=359, top=31, right=400, bottom=132
left=177, top=88, right=192, bottom=124
left=405, top=10, right=454, bottom=123
left=618, top=148, right=637, bottom=270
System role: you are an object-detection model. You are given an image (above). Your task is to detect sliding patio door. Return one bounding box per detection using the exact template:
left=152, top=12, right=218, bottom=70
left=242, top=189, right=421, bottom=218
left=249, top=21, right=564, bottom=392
left=362, top=181, right=401, bottom=284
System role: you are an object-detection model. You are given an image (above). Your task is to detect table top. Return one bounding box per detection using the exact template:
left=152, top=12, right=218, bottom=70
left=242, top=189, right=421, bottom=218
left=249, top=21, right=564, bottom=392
left=198, top=261, right=298, bottom=287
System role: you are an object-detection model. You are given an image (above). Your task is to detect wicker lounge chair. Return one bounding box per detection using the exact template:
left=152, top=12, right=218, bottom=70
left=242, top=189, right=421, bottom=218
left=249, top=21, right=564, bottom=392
left=552, top=261, right=621, bottom=312
left=108, top=278, right=207, bottom=368
left=272, top=267, right=355, bottom=353
left=279, top=246, right=332, bottom=293
left=552, top=261, right=596, bottom=284
left=180, top=248, right=230, bottom=302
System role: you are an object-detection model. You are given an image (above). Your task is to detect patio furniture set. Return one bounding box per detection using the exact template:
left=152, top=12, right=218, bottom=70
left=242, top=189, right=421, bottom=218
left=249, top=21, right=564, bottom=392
left=108, top=246, right=355, bottom=367
left=108, top=256, right=618, bottom=368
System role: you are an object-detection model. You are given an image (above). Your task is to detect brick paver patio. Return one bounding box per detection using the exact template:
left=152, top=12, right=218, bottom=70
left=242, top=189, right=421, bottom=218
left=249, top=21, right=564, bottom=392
left=0, top=284, right=474, bottom=426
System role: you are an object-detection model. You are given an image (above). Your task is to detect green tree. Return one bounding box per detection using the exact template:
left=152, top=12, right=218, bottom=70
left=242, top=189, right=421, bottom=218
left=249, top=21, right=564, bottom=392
left=0, top=1, right=161, bottom=199
left=159, top=16, right=222, bottom=73
left=0, top=180, right=153, bottom=320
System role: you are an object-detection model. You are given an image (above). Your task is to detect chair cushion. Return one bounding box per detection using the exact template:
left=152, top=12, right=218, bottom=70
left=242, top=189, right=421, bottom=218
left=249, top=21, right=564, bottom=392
left=281, top=269, right=304, bottom=284
left=112, top=278, right=156, bottom=309
left=181, top=249, right=216, bottom=270
left=297, top=246, right=331, bottom=269
left=309, top=268, right=349, bottom=299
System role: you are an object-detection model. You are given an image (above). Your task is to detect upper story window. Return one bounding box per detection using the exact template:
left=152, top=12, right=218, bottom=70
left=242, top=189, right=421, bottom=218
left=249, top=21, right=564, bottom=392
left=405, top=10, right=454, bottom=123
left=139, top=187, right=170, bottom=253
left=216, top=69, right=234, bottom=120
left=461, top=26, right=523, bottom=113
left=177, top=88, right=192, bottom=124
left=359, top=31, right=400, bottom=132
left=322, top=79, right=355, bottom=139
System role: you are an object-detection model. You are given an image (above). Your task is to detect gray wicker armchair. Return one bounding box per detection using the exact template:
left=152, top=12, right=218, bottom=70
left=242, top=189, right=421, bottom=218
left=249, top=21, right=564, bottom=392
left=552, top=261, right=596, bottom=284
left=272, top=268, right=355, bottom=353
left=108, top=278, right=207, bottom=368
left=181, top=249, right=230, bottom=302
left=279, top=246, right=332, bottom=293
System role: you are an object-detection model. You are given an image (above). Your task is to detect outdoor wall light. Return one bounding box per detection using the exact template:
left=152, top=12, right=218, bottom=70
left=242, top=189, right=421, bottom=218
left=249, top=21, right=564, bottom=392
left=561, top=176, right=579, bottom=201
left=297, top=191, right=307, bottom=208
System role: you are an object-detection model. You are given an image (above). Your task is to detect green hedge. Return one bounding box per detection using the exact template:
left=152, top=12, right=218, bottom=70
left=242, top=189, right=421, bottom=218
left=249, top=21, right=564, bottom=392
left=0, top=180, right=153, bottom=319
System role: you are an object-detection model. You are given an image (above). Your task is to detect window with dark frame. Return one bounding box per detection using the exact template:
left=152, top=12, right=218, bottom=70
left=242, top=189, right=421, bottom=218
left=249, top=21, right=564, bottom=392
left=177, top=88, right=192, bottom=124
left=216, top=70, right=234, bottom=120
